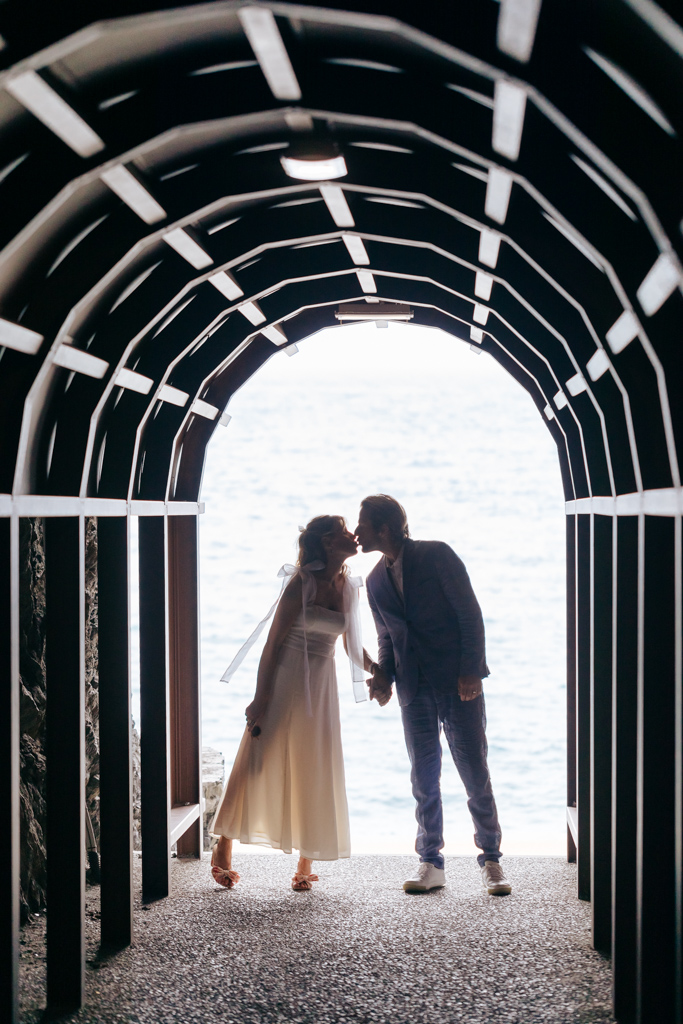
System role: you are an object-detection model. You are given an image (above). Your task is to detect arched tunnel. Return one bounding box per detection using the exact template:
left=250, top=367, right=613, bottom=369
left=0, top=1, right=681, bottom=1021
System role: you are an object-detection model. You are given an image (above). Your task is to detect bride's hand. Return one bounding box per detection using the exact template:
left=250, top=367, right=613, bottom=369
left=245, top=699, right=266, bottom=736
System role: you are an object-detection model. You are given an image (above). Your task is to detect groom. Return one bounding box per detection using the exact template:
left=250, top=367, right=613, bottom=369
left=355, top=495, right=511, bottom=896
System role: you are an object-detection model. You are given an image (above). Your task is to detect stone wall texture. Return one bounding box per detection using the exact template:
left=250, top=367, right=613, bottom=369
left=19, top=518, right=102, bottom=920
left=19, top=519, right=220, bottom=915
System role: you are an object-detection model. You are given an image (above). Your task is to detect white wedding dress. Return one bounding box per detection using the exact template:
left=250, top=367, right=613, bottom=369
left=211, top=594, right=357, bottom=860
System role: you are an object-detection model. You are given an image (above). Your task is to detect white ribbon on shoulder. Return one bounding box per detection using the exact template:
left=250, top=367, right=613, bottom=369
left=221, top=562, right=366, bottom=712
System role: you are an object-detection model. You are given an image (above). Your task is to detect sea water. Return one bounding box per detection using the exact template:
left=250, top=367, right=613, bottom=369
left=134, top=323, right=567, bottom=856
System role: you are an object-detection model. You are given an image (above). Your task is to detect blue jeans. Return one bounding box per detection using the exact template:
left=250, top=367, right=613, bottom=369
left=400, top=673, right=502, bottom=869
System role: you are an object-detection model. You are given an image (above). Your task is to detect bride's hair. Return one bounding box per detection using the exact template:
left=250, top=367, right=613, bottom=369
left=297, top=514, right=347, bottom=568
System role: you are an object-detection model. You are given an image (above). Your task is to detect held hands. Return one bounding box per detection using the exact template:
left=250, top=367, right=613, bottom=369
left=458, top=674, right=483, bottom=702
left=367, top=664, right=393, bottom=707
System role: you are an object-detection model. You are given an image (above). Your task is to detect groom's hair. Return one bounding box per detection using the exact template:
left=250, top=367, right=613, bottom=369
left=360, top=495, right=410, bottom=543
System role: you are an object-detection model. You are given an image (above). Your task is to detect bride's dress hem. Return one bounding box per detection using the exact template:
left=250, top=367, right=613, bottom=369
left=210, top=830, right=350, bottom=861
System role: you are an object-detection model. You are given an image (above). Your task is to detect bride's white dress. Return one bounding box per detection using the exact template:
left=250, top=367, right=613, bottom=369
left=211, top=604, right=351, bottom=860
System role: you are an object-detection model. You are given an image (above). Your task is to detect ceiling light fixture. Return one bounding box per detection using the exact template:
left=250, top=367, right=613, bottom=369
left=281, top=138, right=347, bottom=181
left=335, top=303, right=413, bottom=321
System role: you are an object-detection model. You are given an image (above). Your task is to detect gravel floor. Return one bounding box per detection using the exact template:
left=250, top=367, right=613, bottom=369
left=19, top=854, right=614, bottom=1024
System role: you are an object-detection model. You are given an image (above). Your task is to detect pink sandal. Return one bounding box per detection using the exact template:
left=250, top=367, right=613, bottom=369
left=291, top=872, right=319, bottom=892
left=210, top=850, right=240, bottom=889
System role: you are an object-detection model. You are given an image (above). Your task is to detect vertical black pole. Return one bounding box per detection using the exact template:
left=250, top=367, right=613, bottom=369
left=168, top=515, right=202, bottom=858
left=576, top=513, right=591, bottom=900
left=567, top=514, right=577, bottom=863
left=591, top=513, right=612, bottom=952
left=612, top=515, right=639, bottom=1024
left=0, top=516, right=19, bottom=1023
left=639, top=515, right=677, bottom=1022
left=138, top=516, right=171, bottom=902
left=98, top=516, right=133, bottom=947
left=45, top=516, right=85, bottom=1010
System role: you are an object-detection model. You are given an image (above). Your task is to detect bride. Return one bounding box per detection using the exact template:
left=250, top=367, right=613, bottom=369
left=210, top=514, right=376, bottom=891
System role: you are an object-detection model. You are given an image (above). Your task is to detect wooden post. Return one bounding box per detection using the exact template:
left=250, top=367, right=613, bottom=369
left=138, top=516, right=171, bottom=901
left=591, top=513, right=613, bottom=952
left=576, top=513, right=591, bottom=900
left=98, top=516, right=133, bottom=947
left=612, top=515, right=639, bottom=1024
left=168, top=515, right=202, bottom=858
left=567, top=514, right=577, bottom=863
left=638, top=515, right=679, bottom=1022
left=0, top=516, right=19, bottom=1023
left=44, top=516, right=85, bottom=1010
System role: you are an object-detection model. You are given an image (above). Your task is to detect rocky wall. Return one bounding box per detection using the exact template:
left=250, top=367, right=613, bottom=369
left=19, top=517, right=102, bottom=920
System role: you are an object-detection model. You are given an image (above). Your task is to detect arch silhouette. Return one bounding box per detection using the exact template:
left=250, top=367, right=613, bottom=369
left=0, top=2, right=680, bottom=1021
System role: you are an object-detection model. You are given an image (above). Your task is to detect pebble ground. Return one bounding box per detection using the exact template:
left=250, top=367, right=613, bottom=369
left=19, top=854, right=614, bottom=1024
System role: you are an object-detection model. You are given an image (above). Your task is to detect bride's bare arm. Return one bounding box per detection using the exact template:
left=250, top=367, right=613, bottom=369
left=245, top=575, right=302, bottom=732
left=342, top=634, right=376, bottom=673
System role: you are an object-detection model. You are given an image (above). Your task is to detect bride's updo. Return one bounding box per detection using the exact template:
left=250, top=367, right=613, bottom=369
left=297, top=515, right=346, bottom=568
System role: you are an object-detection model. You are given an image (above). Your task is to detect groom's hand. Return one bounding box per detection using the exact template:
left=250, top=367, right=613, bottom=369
left=458, top=674, right=483, bottom=701
left=367, top=664, right=393, bottom=706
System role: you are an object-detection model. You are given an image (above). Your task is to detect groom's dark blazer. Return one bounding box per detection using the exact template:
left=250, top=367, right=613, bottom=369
left=366, top=538, right=489, bottom=707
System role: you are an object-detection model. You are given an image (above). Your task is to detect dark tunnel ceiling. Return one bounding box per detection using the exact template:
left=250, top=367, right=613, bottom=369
left=0, top=0, right=681, bottom=508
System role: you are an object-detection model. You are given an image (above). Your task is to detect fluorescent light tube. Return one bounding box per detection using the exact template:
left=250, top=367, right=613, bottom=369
left=158, top=384, right=189, bottom=407
left=342, top=235, right=370, bottom=265
left=475, top=272, right=494, bottom=301
left=238, top=7, right=301, bottom=101
left=101, top=165, right=166, bottom=224
left=492, top=80, right=527, bottom=161
left=478, top=229, right=501, bottom=268
left=261, top=324, right=288, bottom=345
left=485, top=168, right=513, bottom=224
left=553, top=390, right=568, bottom=410
left=53, top=345, right=108, bottom=379
left=320, top=184, right=355, bottom=226
left=570, top=156, right=636, bottom=220
left=445, top=84, right=494, bottom=109
left=208, top=270, right=244, bottom=300
left=325, top=57, right=402, bottom=73
left=543, top=213, right=603, bottom=270
left=239, top=302, right=267, bottom=326
left=356, top=270, right=377, bottom=293
left=191, top=399, right=219, bottom=420
left=586, top=349, right=610, bottom=381
left=163, top=228, right=213, bottom=269
left=585, top=47, right=675, bottom=135
left=7, top=71, right=105, bottom=157
left=496, top=0, right=543, bottom=63
left=115, top=367, right=154, bottom=394
left=606, top=310, right=639, bottom=353
left=637, top=252, right=681, bottom=316
left=566, top=372, right=587, bottom=396
left=470, top=327, right=484, bottom=343
left=281, top=154, right=347, bottom=181
left=0, top=317, right=43, bottom=355
left=472, top=303, right=490, bottom=325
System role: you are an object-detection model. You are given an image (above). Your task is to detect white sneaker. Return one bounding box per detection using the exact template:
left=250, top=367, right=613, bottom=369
left=403, top=862, right=446, bottom=892
left=481, top=860, right=511, bottom=895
